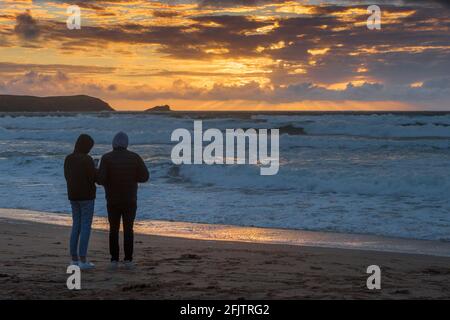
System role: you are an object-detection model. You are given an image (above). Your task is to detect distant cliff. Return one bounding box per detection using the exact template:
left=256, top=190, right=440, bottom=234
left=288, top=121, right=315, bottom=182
left=0, top=95, right=114, bottom=112
left=145, top=105, right=172, bottom=112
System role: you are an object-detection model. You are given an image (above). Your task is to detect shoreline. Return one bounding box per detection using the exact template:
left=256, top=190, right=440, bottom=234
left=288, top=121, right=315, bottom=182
left=1, top=208, right=449, bottom=258
left=0, top=209, right=449, bottom=299
left=3, top=110, right=450, bottom=115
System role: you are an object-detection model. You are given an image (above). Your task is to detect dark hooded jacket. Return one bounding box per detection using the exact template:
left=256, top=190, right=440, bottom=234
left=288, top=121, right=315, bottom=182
left=64, top=134, right=97, bottom=201
left=97, top=133, right=149, bottom=205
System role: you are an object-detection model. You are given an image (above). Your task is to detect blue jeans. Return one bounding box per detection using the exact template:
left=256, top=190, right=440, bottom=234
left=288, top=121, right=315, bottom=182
left=70, top=200, right=95, bottom=259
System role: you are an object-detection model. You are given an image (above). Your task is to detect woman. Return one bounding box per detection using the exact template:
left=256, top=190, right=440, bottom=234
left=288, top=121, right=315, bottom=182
left=64, top=134, right=97, bottom=270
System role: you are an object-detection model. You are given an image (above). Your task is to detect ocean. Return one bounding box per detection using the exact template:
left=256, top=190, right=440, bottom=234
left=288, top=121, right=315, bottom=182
left=1, top=112, right=449, bottom=241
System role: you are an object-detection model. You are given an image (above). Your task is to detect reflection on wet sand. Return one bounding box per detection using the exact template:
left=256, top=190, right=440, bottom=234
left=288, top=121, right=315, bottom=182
left=1, top=208, right=449, bottom=257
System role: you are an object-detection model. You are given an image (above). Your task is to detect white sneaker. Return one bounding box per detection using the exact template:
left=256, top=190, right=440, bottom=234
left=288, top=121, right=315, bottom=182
left=78, top=261, right=95, bottom=270
left=108, top=261, right=119, bottom=271
left=123, top=260, right=136, bottom=270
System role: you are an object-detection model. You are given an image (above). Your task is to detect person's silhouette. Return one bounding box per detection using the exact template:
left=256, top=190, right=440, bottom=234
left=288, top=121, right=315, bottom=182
left=98, top=132, right=149, bottom=270
left=64, top=134, right=97, bottom=270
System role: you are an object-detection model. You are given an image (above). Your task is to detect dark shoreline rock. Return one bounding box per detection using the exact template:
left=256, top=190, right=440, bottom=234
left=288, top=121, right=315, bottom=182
left=240, top=124, right=306, bottom=135
left=279, top=124, right=306, bottom=135
left=0, top=95, right=114, bottom=112
left=145, top=105, right=171, bottom=112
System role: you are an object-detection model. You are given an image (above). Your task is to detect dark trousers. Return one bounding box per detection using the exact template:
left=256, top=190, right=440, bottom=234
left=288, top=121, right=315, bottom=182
left=107, top=202, right=137, bottom=262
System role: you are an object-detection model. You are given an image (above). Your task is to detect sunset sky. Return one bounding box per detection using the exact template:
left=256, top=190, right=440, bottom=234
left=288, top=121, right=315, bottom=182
left=0, top=0, right=449, bottom=110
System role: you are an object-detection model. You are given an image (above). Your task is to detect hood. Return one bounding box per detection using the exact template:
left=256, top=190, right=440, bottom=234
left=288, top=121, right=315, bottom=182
left=113, top=131, right=129, bottom=150
left=74, top=134, right=94, bottom=154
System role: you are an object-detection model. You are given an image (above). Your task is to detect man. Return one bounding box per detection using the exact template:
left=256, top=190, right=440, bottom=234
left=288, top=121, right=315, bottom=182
left=64, top=134, right=97, bottom=270
left=98, top=132, right=149, bottom=270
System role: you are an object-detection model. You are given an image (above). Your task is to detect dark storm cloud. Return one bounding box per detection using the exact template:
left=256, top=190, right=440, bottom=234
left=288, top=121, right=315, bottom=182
left=197, top=0, right=288, bottom=7
left=0, top=62, right=115, bottom=75
left=365, top=50, right=450, bottom=85
left=340, top=0, right=450, bottom=8
left=407, top=0, right=450, bottom=7
left=36, top=14, right=277, bottom=59
left=152, top=10, right=181, bottom=18
left=198, top=0, right=450, bottom=9
left=14, top=11, right=41, bottom=40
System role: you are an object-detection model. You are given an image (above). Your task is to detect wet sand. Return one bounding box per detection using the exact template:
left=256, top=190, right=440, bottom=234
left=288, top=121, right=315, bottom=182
left=0, top=209, right=449, bottom=299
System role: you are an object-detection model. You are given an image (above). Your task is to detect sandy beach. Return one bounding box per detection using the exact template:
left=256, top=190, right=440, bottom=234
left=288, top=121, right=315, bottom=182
left=0, top=209, right=449, bottom=300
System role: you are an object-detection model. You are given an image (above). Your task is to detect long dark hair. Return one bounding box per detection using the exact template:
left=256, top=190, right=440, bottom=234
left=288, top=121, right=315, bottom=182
left=74, top=134, right=94, bottom=154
